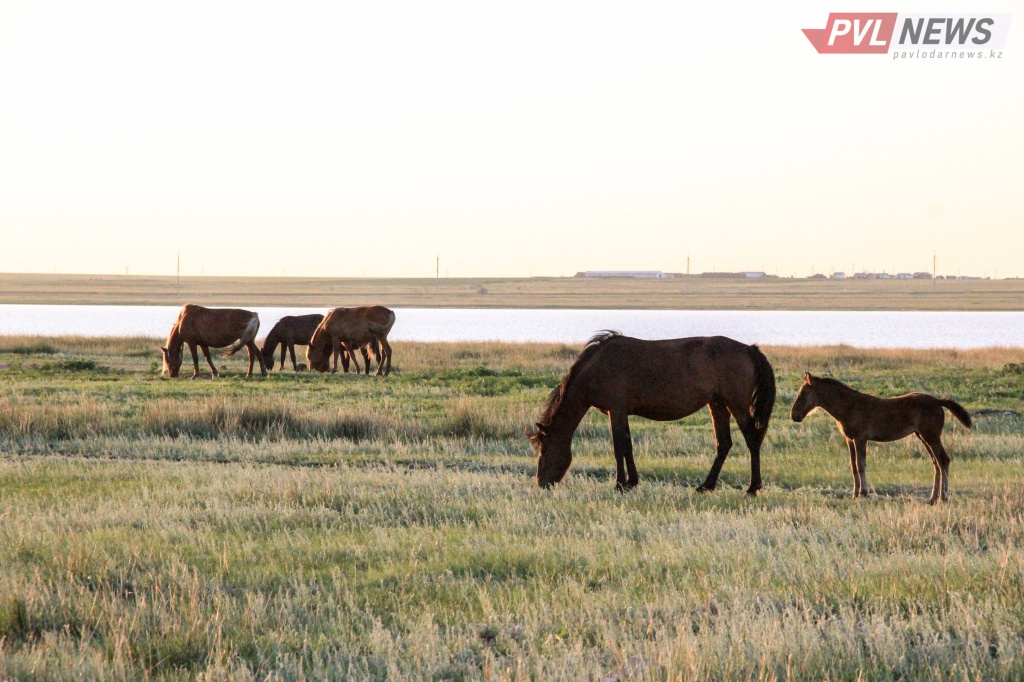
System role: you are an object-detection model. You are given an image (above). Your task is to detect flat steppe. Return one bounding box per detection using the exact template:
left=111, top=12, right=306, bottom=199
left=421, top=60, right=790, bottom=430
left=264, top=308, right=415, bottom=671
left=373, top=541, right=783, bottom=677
left=0, top=273, right=1021, bottom=309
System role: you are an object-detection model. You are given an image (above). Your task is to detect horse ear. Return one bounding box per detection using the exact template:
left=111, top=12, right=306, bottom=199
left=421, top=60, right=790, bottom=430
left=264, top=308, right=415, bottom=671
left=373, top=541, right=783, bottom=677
left=803, top=371, right=811, bottom=384
left=534, top=423, right=547, bottom=436
left=160, top=347, right=168, bottom=354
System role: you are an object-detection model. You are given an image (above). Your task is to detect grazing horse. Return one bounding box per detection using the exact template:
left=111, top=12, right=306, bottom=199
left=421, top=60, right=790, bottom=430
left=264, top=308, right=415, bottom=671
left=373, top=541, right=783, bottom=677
left=161, top=304, right=267, bottom=378
left=790, top=373, right=972, bottom=504
left=307, top=306, right=395, bottom=376
left=528, top=332, right=776, bottom=494
left=261, top=314, right=324, bottom=371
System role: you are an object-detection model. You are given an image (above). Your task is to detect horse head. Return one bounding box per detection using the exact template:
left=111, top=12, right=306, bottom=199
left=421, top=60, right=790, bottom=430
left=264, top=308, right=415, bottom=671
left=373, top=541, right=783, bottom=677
left=529, top=423, right=572, bottom=488
left=160, top=345, right=183, bottom=378
left=306, top=336, right=332, bottom=373
left=790, top=372, right=817, bottom=422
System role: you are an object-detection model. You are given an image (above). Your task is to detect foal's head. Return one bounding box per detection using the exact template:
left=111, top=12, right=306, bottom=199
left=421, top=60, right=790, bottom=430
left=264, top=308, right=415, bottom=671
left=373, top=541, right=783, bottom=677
left=790, top=372, right=821, bottom=422
left=529, top=423, right=572, bottom=488
left=160, top=345, right=183, bottom=378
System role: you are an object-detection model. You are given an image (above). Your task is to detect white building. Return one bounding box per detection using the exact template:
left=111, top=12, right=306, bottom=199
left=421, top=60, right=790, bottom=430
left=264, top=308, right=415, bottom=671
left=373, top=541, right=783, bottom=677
left=582, top=271, right=669, bottom=279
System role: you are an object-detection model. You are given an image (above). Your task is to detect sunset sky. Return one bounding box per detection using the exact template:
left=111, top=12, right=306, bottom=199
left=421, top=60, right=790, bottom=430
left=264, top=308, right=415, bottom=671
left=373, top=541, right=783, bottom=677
left=0, top=1, right=1021, bottom=278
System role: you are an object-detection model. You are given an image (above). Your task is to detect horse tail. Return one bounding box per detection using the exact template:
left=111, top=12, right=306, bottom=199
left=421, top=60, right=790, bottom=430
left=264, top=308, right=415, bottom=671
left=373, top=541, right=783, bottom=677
left=940, top=398, right=973, bottom=429
left=222, top=314, right=260, bottom=358
left=367, top=309, right=396, bottom=336
left=747, top=344, right=776, bottom=435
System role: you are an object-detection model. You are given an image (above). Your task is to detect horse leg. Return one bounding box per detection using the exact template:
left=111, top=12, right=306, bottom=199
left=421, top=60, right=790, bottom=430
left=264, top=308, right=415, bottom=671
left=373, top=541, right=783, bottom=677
left=200, top=344, right=219, bottom=378
left=922, top=433, right=951, bottom=503
left=248, top=341, right=266, bottom=378
left=609, top=411, right=637, bottom=491
left=287, top=344, right=297, bottom=371
left=361, top=345, right=371, bottom=375
left=845, top=439, right=859, bottom=498
left=697, top=403, right=732, bottom=492
left=379, top=339, right=393, bottom=376
left=345, top=343, right=360, bottom=374
left=854, top=438, right=869, bottom=498
left=736, top=415, right=764, bottom=496
left=915, top=433, right=942, bottom=504
left=188, top=343, right=201, bottom=379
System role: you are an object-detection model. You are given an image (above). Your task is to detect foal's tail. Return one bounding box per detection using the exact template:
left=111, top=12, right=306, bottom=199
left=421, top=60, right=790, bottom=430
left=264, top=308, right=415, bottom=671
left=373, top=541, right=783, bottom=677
left=940, top=398, right=973, bottom=429
left=748, top=344, right=777, bottom=435
left=223, top=315, right=261, bottom=358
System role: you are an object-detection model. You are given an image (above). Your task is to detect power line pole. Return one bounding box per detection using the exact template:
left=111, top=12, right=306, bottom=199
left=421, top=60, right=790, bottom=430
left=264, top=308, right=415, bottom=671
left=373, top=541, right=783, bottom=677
left=436, top=254, right=439, bottom=279
left=177, top=252, right=181, bottom=290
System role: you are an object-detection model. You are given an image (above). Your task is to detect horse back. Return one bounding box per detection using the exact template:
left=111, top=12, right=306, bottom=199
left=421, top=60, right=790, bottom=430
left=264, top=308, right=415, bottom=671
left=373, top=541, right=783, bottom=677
left=322, top=306, right=395, bottom=346
left=581, top=336, right=760, bottom=418
left=176, top=305, right=259, bottom=348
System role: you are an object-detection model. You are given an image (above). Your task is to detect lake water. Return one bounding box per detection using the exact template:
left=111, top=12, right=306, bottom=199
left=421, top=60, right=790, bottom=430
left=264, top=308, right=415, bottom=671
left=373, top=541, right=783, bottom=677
left=0, top=305, right=1022, bottom=348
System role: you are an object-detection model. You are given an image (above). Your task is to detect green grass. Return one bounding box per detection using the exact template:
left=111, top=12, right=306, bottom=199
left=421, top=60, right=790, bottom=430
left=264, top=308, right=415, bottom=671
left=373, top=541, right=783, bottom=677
left=1, top=337, right=1024, bottom=679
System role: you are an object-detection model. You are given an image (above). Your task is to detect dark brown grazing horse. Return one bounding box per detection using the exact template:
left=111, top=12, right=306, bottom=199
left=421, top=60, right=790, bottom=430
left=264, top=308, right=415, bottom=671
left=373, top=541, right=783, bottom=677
left=261, top=314, right=324, bottom=371
left=790, top=373, right=972, bottom=504
left=529, top=332, right=776, bottom=494
left=307, top=306, right=395, bottom=376
left=161, top=304, right=267, bottom=378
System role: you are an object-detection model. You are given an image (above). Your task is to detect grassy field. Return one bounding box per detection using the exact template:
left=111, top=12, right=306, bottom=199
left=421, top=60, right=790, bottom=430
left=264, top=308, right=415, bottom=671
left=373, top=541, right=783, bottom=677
left=2, top=337, right=1024, bottom=680
left=2, top=272, right=1024, bottom=310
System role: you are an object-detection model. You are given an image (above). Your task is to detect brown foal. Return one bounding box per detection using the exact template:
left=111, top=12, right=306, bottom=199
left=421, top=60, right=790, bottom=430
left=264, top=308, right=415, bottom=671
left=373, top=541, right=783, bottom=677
left=790, top=373, right=971, bottom=504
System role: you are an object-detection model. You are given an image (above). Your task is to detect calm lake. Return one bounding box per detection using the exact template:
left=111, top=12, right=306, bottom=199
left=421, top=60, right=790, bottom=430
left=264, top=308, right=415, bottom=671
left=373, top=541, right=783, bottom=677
left=0, top=305, right=1022, bottom=348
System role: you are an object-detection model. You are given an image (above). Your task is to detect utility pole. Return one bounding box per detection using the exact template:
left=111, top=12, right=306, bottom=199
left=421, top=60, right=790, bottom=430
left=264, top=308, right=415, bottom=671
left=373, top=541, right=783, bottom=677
left=933, top=252, right=936, bottom=287
left=436, top=254, right=439, bottom=279
left=176, top=252, right=181, bottom=290
left=686, top=255, right=690, bottom=277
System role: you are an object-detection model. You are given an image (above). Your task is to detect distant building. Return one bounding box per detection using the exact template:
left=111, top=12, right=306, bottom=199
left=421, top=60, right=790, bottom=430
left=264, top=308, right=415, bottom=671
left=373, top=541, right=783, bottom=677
left=577, top=271, right=670, bottom=279
left=831, top=272, right=846, bottom=280
left=742, top=271, right=766, bottom=279
left=808, top=273, right=827, bottom=280
left=913, top=272, right=932, bottom=279
left=896, top=273, right=913, bottom=279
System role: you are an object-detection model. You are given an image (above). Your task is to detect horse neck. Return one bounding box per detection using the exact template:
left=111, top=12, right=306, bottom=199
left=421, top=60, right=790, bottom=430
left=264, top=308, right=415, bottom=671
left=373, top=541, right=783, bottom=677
left=814, top=382, right=859, bottom=422
left=542, top=384, right=591, bottom=444
left=263, top=329, right=280, bottom=353
left=166, top=325, right=184, bottom=351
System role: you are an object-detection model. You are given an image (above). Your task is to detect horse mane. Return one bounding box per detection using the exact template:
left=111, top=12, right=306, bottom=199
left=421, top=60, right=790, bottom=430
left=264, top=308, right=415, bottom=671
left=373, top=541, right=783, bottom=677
left=536, top=330, right=622, bottom=429
left=811, top=375, right=860, bottom=395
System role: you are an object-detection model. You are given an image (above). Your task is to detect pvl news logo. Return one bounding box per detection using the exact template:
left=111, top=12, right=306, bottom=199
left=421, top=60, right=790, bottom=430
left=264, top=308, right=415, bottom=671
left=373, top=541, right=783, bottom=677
left=803, top=13, right=1012, bottom=58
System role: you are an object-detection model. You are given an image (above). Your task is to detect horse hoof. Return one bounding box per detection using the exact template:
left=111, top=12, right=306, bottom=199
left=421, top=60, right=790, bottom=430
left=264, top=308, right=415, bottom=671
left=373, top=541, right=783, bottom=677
left=695, top=485, right=712, bottom=493
left=745, top=489, right=758, bottom=497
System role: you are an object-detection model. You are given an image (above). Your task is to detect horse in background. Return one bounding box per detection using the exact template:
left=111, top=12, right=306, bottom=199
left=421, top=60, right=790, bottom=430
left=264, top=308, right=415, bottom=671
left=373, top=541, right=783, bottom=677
left=307, top=306, right=395, bottom=376
left=529, top=332, right=776, bottom=494
left=261, top=314, right=324, bottom=371
left=161, top=304, right=267, bottom=378
left=791, top=373, right=972, bottom=504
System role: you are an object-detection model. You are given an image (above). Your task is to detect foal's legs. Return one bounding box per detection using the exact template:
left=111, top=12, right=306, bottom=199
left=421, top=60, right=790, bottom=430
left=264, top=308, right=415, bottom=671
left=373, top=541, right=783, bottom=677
left=846, top=439, right=860, bottom=497
left=344, top=342, right=360, bottom=374
left=697, top=403, right=733, bottom=492
left=853, top=438, right=869, bottom=497
left=609, top=411, right=637, bottom=491
left=918, top=433, right=950, bottom=504
left=199, top=344, right=219, bottom=378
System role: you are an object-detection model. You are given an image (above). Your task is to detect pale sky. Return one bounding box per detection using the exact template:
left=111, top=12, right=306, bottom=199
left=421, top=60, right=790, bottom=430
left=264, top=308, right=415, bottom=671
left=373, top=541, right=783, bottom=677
left=1, top=0, right=1022, bottom=278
